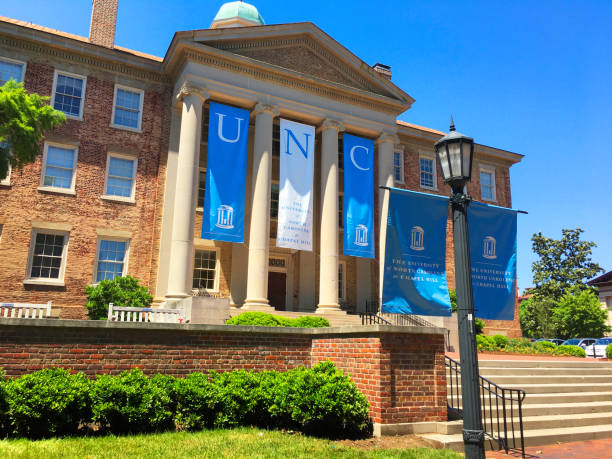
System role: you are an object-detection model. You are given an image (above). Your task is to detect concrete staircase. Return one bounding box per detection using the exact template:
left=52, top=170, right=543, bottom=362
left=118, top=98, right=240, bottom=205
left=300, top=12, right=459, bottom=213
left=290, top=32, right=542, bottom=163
left=421, top=359, right=612, bottom=451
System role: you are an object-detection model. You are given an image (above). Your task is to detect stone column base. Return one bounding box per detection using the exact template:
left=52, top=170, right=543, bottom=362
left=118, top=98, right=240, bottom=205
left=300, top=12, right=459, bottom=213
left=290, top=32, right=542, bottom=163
left=242, top=300, right=275, bottom=312
left=315, top=306, right=346, bottom=315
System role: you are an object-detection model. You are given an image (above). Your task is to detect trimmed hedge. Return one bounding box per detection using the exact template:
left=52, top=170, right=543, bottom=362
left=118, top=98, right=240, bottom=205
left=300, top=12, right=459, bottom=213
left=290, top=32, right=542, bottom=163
left=476, top=335, right=585, bottom=357
left=0, top=361, right=369, bottom=440
left=607, top=344, right=612, bottom=360
left=226, top=311, right=330, bottom=328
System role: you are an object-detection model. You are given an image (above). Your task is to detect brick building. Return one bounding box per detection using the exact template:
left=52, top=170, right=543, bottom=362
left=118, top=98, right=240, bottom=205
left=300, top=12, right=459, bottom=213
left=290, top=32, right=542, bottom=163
left=0, top=1, right=522, bottom=331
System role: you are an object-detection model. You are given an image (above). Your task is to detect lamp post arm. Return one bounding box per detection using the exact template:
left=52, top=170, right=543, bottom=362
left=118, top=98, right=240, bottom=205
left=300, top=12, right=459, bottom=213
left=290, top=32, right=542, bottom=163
left=451, top=189, right=485, bottom=459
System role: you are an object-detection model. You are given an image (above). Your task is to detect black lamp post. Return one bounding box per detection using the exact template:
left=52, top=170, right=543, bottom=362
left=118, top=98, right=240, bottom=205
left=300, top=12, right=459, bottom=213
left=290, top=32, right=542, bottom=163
left=434, top=118, right=485, bottom=459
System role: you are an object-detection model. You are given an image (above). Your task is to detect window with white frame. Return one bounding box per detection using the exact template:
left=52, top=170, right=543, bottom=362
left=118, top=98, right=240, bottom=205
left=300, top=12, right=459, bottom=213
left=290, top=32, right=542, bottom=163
left=0, top=141, right=10, bottom=186
left=419, top=155, right=436, bottom=189
left=480, top=167, right=496, bottom=202
left=40, top=143, right=78, bottom=192
left=52, top=71, right=86, bottom=118
left=94, top=238, right=129, bottom=282
left=104, top=154, right=137, bottom=200
left=393, top=151, right=404, bottom=183
left=197, top=146, right=207, bottom=208
left=338, top=194, right=344, bottom=229
left=26, top=230, right=69, bottom=282
left=338, top=261, right=346, bottom=301
left=112, top=86, right=144, bottom=130
left=193, top=249, right=218, bottom=291
left=0, top=57, right=25, bottom=85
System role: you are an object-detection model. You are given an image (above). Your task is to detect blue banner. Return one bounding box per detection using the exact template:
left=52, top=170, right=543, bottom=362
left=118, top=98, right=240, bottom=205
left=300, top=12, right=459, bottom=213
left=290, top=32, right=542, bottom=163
left=382, top=188, right=451, bottom=316
left=343, top=134, right=374, bottom=258
left=202, top=102, right=249, bottom=243
left=468, top=202, right=517, bottom=320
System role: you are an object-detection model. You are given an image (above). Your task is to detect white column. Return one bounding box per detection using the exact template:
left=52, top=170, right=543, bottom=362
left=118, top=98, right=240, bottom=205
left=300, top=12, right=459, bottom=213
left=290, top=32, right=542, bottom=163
left=243, top=103, right=279, bottom=310
left=376, top=132, right=399, bottom=304
left=165, top=82, right=208, bottom=300
left=316, top=119, right=344, bottom=312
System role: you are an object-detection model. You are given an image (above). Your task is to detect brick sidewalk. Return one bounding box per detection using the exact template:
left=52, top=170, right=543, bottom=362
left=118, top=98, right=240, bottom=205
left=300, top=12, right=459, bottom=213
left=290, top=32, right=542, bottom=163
left=486, top=438, right=612, bottom=458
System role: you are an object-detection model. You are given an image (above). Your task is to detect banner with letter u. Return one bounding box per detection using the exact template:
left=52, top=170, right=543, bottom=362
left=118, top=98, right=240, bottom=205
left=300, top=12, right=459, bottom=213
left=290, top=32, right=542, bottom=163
left=343, top=134, right=374, bottom=258
left=468, top=202, right=517, bottom=320
left=201, top=102, right=249, bottom=243
left=382, top=188, right=451, bottom=316
left=277, top=118, right=315, bottom=251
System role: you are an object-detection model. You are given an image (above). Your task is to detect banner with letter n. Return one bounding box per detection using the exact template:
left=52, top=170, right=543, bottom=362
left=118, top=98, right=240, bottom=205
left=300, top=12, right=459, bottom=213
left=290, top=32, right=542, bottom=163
left=277, top=118, right=315, bottom=251
left=201, top=102, right=249, bottom=243
left=468, top=202, right=517, bottom=320
left=382, top=188, right=451, bottom=316
left=343, top=134, right=374, bottom=258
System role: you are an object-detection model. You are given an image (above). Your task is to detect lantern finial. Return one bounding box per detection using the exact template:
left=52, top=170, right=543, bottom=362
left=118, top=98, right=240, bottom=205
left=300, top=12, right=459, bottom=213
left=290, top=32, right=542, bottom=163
left=450, top=115, right=455, bottom=132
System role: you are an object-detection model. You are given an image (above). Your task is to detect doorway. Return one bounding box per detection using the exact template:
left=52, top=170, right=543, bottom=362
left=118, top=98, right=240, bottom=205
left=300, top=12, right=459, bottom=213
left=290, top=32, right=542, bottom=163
left=268, top=272, right=287, bottom=310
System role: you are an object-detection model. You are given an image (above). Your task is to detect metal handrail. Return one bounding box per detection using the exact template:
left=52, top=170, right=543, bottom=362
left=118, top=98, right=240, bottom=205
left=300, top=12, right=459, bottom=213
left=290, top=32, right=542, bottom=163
left=363, top=300, right=439, bottom=328
left=445, top=355, right=526, bottom=458
left=358, top=313, right=392, bottom=325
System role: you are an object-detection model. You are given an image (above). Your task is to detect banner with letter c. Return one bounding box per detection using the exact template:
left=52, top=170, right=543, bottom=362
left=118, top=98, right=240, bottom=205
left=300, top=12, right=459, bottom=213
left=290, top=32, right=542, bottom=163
left=468, top=202, right=517, bottom=320
left=343, top=134, right=374, bottom=258
left=277, top=118, right=315, bottom=251
left=382, top=188, right=451, bottom=316
left=202, top=102, right=249, bottom=243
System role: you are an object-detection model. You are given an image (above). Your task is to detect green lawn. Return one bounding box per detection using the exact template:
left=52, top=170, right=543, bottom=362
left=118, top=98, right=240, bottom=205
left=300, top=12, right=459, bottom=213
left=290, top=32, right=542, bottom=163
left=0, top=428, right=462, bottom=459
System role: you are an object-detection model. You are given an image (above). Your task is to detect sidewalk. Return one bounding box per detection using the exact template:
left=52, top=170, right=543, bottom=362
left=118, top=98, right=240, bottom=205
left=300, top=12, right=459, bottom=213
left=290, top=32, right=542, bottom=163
left=446, top=351, right=595, bottom=361
left=486, top=438, right=612, bottom=458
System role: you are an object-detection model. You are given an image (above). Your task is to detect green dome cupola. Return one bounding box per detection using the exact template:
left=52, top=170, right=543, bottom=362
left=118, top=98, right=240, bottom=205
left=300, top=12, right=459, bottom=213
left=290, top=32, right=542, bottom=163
left=211, top=1, right=265, bottom=29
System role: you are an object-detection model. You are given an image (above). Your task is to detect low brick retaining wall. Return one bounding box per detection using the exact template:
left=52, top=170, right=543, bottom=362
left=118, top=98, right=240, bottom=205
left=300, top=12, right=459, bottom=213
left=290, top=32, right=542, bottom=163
left=0, top=319, right=447, bottom=432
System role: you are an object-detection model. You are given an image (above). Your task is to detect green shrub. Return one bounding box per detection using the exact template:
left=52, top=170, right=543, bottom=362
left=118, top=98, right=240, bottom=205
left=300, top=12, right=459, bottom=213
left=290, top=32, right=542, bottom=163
left=173, top=373, right=221, bottom=431
left=85, top=275, right=153, bottom=320
left=553, top=345, right=586, bottom=358
left=91, top=369, right=173, bottom=434
left=0, top=369, right=8, bottom=438
left=476, top=334, right=492, bottom=351
left=226, top=312, right=283, bottom=327
left=4, top=368, right=92, bottom=438
left=291, top=316, right=331, bottom=328
left=272, top=361, right=370, bottom=438
left=475, top=318, right=485, bottom=335
left=536, top=340, right=556, bottom=351
left=607, top=344, right=612, bottom=360
left=491, top=335, right=510, bottom=349
left=226, top=312, right=330, bottom=328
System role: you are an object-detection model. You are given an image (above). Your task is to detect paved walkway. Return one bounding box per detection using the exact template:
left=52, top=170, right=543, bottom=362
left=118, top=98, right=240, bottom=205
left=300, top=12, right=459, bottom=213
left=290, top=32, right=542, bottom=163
left=446, top=351, right=600, bottom=361
left=486, top=438, right=612, bottom=458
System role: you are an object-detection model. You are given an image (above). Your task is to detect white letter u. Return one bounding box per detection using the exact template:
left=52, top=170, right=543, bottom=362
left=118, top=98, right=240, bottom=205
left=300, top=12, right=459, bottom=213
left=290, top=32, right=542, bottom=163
left=216, top=113, right=243, bottom=144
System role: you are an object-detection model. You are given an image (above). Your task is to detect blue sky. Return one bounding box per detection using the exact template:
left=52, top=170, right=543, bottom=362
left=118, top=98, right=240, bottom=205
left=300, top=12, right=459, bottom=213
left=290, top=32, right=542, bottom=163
left=2, top=1, right=611, bottom=292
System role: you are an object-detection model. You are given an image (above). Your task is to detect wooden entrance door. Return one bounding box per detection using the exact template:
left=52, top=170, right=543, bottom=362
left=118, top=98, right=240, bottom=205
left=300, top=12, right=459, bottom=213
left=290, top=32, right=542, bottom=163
left=268, top=272, right=286, bottom=310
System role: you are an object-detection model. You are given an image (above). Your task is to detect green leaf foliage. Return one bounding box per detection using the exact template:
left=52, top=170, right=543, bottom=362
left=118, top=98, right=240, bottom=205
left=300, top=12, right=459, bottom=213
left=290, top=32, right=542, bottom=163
left=91, top=369, right=174, bottom=434
left=172, top=372, right=221, bottom=431
left=531, top=228, right=602, bottom=302
left=552, top=288, right=610, bottom=339
left=474, top=318, right=485, bottom=335
left=84, top=275, right=153, bottom=320
left=0, top=369, right=8, bottom=438
left=0, top=80, right=65, bottom=180
left=606, top=344, right=612, bottom=360
left=520, top=295, right=560, bottom=339
left=226, top=311, right=330, bottom=328
left=553, top=345, right=586, bottom=358
left=449, top=289, right=457, bottom=313
left=3, top=368, right=92, bottom=439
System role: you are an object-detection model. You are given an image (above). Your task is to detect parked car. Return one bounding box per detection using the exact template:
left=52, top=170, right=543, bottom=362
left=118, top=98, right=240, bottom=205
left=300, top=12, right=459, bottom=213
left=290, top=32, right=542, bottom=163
left=536, top=338, right=564, bottom=346
left=562, top=338, right=597, bottom=349
left=585, top=338, right=612, bottom=358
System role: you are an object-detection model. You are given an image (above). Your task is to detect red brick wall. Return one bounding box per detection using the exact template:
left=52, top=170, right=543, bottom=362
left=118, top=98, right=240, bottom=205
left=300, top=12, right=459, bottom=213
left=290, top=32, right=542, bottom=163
left=0, top=59, right=171, bottom=319
left=0, top=321, right=447, bottom=426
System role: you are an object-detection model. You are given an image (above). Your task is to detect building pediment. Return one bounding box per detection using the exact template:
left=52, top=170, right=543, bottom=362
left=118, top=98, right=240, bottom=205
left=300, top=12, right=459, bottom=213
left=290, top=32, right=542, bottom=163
left=166, top=22, right=414, bottom=113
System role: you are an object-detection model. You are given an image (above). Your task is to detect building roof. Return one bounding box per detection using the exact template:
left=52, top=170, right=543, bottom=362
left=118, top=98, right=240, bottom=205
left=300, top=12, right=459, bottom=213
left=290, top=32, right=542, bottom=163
left=0, top=15, right=163, bottom=62
left=212, top=1, right=265, bottom=28
left=588, top=270, right=612, bottom=286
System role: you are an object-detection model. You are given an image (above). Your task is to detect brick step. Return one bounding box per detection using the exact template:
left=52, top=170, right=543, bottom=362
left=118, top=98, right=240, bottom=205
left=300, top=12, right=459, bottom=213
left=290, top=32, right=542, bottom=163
left=441, top=412, right=612, bottom=435
left=478, top=367, right=612, bottom=376
left=421, top=423, right=612, bottom=452
left=448, top=382, right=612, bottom=394
left=476, top=359, right=612, bottom=369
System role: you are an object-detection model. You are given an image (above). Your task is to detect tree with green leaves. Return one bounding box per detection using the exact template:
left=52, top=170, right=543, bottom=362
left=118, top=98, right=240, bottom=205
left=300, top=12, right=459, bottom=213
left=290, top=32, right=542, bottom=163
left=531, top=228, right=603, bottom=301
left=0, top=80, right=65, bottom=180
left=520, top=228, right=604, bottom=338
left=552, top=288, right=610, bottom=339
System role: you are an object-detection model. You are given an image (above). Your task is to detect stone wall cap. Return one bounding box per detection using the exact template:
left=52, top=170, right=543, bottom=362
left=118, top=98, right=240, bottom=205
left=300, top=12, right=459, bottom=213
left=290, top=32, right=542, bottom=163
left=0, top=318, right=447, bottom=336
